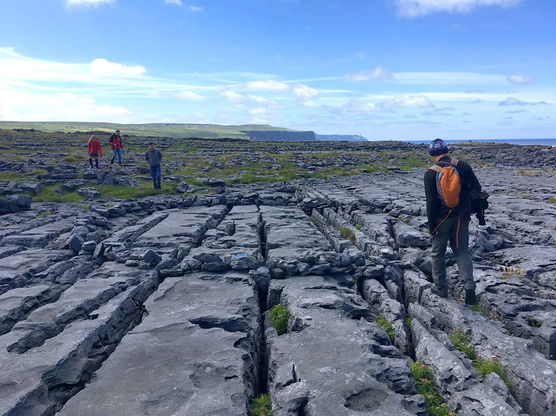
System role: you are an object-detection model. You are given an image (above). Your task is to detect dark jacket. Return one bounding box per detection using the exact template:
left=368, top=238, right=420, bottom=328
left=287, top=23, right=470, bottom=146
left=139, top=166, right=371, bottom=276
left=424, top=156, right=481, bottom=233
left=145, top=149, right=162, bottom=167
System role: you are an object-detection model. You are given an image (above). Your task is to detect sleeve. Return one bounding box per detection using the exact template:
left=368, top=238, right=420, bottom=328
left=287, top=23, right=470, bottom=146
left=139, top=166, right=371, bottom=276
left=99, top=143, right=103, bottom=157
left=424, top=170, right=439, bottom=233
left=158, top=151, right=162, bottom=161
left=460, top=161, right=481, bottom=191
left=145, top=152, right=149, bottom=162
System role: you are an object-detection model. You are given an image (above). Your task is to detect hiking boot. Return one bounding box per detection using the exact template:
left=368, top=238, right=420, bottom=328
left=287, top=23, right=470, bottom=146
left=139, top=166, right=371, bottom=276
left=465, top=289, right=477, bottom=305
left=432, top=286, right=448, bottom=298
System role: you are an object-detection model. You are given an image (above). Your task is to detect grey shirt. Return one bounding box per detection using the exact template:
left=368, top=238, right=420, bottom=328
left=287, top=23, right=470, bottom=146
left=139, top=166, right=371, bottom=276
left=145, top=149, right=162, bottom=167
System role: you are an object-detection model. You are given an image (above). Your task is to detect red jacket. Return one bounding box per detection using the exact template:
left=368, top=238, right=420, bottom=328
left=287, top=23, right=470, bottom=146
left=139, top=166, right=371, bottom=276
left=109, top=134, right=123, bottom=150
left=88, top=140, right=103, bottom=156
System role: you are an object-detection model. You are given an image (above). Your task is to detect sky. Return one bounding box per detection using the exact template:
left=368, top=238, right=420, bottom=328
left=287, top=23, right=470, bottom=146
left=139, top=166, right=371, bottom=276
left=0, top=0, right=555, bottom=140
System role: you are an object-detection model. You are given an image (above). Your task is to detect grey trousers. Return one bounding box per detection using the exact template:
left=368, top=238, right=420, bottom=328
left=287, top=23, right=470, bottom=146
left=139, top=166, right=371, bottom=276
left=431, top=216, right=475, bottom=294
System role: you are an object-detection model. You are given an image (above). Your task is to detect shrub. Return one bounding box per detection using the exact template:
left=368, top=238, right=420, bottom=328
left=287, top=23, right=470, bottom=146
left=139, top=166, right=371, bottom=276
left=269, top=304, right=289, bottom=336
left=250, top=394, right=272, bottom=416
left=376, top=315, right=395, bottom=342
left=409, top=361, right=455, bottom=416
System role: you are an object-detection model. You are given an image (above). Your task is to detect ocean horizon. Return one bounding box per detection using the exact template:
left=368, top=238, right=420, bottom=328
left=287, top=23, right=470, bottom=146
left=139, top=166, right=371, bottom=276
left=402, top=138, right=556, bottom=146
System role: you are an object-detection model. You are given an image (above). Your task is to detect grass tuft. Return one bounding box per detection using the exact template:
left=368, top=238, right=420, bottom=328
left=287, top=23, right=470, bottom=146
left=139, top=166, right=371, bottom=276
left=337, top=226, right=356, bottom=243
left=409, top=361, right=455, bottom=416
left=268, top=304, right=289, bottom=336
left=450, top=329, right=512, bottom=389
left=250, top=394, right=272, bottom=416
left=376, top=315, right=395, bottom=342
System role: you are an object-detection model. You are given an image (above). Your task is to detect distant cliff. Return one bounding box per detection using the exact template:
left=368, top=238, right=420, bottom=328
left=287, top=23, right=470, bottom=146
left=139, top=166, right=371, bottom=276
left=316, top=134, right=367, bottom=141
left=243, top=130, right=316, bottom=141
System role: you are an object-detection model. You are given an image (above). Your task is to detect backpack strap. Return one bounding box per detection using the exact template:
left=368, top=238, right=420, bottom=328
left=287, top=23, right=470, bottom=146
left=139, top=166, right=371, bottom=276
left=429, top=165, right=442, bottom=172
left=451, top=158, right=459, bottom=166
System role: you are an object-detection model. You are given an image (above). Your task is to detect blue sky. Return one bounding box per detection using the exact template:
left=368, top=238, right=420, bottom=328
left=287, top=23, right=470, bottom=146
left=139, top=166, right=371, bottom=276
left=0, top=0, right=555, bottom=139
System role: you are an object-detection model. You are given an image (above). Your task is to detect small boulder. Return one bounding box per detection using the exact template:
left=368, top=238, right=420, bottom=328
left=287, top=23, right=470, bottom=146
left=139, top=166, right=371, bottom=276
left=77, top=187, right=101, bottom=200
left=143, top=249, right=162, bottom=266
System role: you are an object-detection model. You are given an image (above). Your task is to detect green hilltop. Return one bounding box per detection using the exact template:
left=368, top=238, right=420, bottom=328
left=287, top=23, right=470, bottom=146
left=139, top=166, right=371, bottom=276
left=0, top=121, right=297, bottom=139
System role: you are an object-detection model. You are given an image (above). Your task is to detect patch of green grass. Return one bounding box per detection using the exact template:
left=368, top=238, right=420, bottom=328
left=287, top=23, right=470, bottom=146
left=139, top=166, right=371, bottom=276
left=309, top=215, right=318, bottom=225
left=450, top=329, right=512, bottom=389
left=548, top=197, right=556, bottom=204
left=93, top=181, right=176, bottom=199
left=269, top=304, right=289, bottom=336
left=337, top=226, right=356, bottom=243
left=376, top=315, right=395, bottom=342
left=474, top=357, right=511, bottom=388
left=31, top=168, right=47, bottom=175
left=449, top=329, right=477, bottom=360
left=0, top=171, right=28, bottom=182
left=397, top=216, right=409, bottom=224
left=33, top=185, right=84, bottom=203
left=354, top=223, right=362, bottom=230
left=409, top=362, right=455, bottom=416
left=250, top=394, right=272, bottom=416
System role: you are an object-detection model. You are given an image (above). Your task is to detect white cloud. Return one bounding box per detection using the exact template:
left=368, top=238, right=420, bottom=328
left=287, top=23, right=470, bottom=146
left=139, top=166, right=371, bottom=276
left=293, top=84, right=319, bottom=99
left=395, top=0, right=521, bottom=18
left=507, top=73, right=535, bottom=84
left=385, top=94, right=433, bottom=109
left=302, top=100, right=321, bottom=109
left=164, top=0, right=182, bottom=5
left=221, top=90, right=243, bottom=103
left=0, top=85, right=130, bottom=122
left=188, top=5, right=203, bottom=12
left=249, top=107, right=268, bottom=116
left=176, top=90, right=204, bottom=101
left=344, top=67, right=390, bottom=81
left=90, top=58, right=146, bottom=78
left=393, top=71, right=504, bottom=85
left=66, top=0, right=114, bottom=7
left=499, top=97, right=547, bottom=106
left=247, top=94, right=272, bottom=103
left=244, top=80, right=289, bottom=92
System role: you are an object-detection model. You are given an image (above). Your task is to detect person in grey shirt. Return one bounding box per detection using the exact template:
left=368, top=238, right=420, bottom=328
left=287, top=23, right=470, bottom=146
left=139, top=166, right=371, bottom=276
left=145, top=142, right=162, bottom=190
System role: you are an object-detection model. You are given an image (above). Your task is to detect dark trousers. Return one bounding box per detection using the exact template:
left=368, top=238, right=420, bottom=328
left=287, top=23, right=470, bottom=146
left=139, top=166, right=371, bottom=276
left=88, top=157, right=99, bottom=169
left=150, top=165, right=161, bottom=189
left=431, top=217, right=475, bottom=295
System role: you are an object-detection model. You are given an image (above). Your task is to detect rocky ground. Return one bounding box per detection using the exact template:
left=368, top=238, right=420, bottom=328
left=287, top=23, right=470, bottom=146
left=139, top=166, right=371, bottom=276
left=0, top=129, right=555, bottom=416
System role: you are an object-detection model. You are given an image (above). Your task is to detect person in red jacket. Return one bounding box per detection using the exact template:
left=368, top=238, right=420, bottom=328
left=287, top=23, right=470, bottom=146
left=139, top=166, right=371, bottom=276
left=87, top=135, right=103, bottom=169
left=108, top=129, right=124, bottom=166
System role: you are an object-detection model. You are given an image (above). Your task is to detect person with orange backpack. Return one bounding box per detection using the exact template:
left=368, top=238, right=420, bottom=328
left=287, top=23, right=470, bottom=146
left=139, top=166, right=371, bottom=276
left=424, top=138, right=482, bottom=305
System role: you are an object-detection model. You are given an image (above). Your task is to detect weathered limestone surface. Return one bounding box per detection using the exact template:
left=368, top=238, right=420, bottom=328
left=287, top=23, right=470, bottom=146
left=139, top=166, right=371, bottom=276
left=0, top=146, right=554, bottom=416
left=0, top=264, right=159, bottom=416
left=58, top=272, right=261, bottom=416
left=266, top=276, right=426, bottom=416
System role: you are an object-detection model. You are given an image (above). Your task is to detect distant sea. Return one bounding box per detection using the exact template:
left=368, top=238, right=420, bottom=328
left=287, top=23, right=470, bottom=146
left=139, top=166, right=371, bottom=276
left=405, top=138, right=556, bottom=146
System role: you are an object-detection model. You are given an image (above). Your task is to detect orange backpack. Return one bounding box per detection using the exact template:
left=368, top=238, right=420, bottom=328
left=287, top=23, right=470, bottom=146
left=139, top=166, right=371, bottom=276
left=429, top=159, right=461, bottom=208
